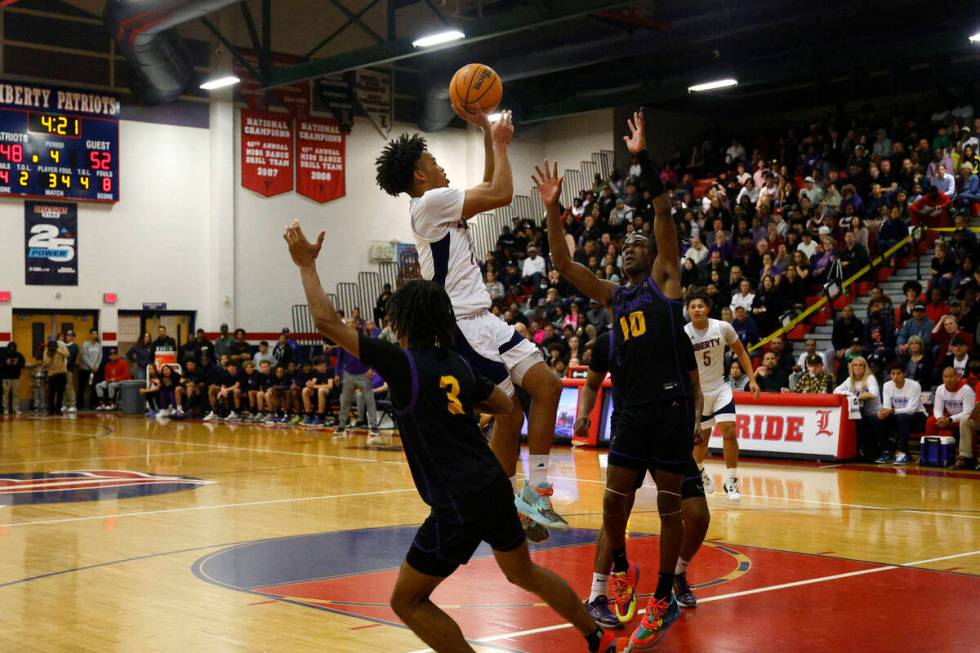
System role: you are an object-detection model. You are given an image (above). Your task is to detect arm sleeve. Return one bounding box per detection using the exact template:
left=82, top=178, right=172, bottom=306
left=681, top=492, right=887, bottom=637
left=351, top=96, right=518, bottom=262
left=411, top=188, right=465, bottom=242
left=356, top=335, right=413, bottom=407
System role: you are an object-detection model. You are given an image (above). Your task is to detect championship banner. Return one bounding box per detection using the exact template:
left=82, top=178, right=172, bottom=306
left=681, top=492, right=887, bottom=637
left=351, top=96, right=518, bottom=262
left=234, top=50, right=310, bottom=119
left=707, top=392, right=856, bottom=460
left=314, top=72, right=356, bottom=133
left=296, top=116, right=345, bottom=204
left=241, top=109, right=293, bottom=197
left=25, top=200, right=77, bottom=286
left=356, top=69, right=391, bottom=139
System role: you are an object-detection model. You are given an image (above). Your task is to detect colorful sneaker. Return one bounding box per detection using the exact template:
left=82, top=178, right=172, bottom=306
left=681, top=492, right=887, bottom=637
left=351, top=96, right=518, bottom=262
left=585, top=596, right=621, bottom=629
left=520, top=513, right=550, bottom=543
left=673, top=572, right=697, bottom=608
left=893, top=452, right=910, bottom=466
left=597, top=629, right=618, bottom=652
left=627, top=594, right=679, bottom=650
left=289, top=414, right=304, bottom=425
left=609, top=562, right=640, bottom=623
left=723, top=476, right=741, bottom=501
left=699, top=466, right=715, bottom=495
left=514, top=481, right=569, bottom=531
left=875, top=452, right=893, bottom=464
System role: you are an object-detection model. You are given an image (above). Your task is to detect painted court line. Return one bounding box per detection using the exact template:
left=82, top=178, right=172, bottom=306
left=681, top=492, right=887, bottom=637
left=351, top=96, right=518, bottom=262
left=3, top=487, right=416, bottom=528
left=9, top=448, right=226, bottom=467
left=405, top=549, right=980, bottom=652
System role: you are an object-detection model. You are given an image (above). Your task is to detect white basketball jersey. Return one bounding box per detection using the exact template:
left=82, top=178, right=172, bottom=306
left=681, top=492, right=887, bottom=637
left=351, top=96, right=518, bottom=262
left=684, top=318, right=739, bottom=392
left=410, top=187, right=491, bottom=318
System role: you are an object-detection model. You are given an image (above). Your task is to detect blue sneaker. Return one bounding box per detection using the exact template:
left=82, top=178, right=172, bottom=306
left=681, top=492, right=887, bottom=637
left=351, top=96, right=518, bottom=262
left=893, top=452, right=910, bottom=465
left=514, top=481, right=569, bottom=531
left=301, top=415, right=317, bottom=427
left=673, top=572, right=697, bottom=608
left=628, top=594, right=679, bottom=650
left=585, top=595, right=621, bottom=629
left=875, top=452, right=893, bottom=464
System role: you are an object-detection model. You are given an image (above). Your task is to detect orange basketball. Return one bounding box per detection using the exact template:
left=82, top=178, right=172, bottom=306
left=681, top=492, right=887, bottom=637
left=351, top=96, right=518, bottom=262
left=449, top=63, right=503, bottom=112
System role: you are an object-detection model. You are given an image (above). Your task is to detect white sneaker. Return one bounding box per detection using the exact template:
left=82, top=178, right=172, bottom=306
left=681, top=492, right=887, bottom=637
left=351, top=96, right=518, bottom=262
left=203, top=411, right=217, bottom=422
left=67, top=406, right=77, bottom=414
left=724, top=476, right=741, bottom=501
left=700, top=467, right=715, bottom=495
left=224, top=411, right=239, bottom=421
left=174, top=408, right=184, bottom=416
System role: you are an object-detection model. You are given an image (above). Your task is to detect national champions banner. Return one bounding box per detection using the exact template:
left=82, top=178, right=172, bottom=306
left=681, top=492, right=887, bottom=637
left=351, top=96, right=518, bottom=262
left=25, top=200, right=77, bottom=286
left=295, top=116, right=345, bottom=203
left=706, top=393, right=855, bottom=459
left=241, top=109, right=293, bottom=197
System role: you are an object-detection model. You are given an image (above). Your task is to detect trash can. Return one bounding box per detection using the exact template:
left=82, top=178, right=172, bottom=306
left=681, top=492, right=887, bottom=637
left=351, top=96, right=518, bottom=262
left=31, top=365, right=47, bottom=414
left=118, top=380, right=146, bottom=415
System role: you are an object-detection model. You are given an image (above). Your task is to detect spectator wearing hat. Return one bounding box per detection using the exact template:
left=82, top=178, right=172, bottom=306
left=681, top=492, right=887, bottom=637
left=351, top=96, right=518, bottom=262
left=940, top=335, right=972, bottom=381
left=95, top=349, right=131, bottom=410
left=42, top=336, right=70, bottom=414
left=897, top=305, right=933, bottom=356
left=794, top=355, right=835, bottom=394
left=521, top=245, right=546, bottom=287
left=799, top=176, right=824, bottom=205
left=1, top=341, right=25, bottom=415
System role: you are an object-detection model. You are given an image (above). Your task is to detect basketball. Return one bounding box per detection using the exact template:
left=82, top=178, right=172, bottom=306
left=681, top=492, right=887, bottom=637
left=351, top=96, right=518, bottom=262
left=449, top=63, right=502, bottom=112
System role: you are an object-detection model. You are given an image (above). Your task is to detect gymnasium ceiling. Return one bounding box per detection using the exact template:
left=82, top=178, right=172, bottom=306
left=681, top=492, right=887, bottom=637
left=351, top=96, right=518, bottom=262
left=15, top=0, right=980, bottom=126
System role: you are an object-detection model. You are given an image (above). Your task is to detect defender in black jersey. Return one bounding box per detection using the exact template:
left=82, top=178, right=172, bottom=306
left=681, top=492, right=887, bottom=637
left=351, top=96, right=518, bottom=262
left=536, top=109, right=705, bottom=649
left=576, top=330, right=710, bottom=619
left=284, top=221, right=615, bottom=653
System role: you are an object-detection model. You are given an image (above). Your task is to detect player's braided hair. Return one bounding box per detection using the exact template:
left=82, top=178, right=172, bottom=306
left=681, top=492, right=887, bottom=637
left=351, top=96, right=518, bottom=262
left=684, top=285, right=712, bottom=309
left=375, top=133, right=426, bottom=196
left=385, top=280, right=456, bottom=349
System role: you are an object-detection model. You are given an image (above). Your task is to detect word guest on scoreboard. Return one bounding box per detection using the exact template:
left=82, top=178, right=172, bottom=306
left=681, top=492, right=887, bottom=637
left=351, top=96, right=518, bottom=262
left=0, top=81, right=119, bottom=203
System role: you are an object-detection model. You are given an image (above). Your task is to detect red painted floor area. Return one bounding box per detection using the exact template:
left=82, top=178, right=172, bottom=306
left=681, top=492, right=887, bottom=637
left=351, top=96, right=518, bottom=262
left=256, top=537, right=977, bottom=652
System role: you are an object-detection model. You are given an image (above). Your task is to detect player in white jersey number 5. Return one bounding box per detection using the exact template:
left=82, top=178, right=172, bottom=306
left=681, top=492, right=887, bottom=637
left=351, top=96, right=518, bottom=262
left=374, top=107, right=567, bottom=534
left=684, top=287, right=759, bottom=500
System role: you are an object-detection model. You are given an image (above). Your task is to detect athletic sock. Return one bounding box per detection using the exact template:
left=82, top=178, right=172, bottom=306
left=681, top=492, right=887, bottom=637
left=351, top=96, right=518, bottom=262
left=585, top=627, right=604, bottom=652
left=675, top=557, right=689, bottom=575
left=697, top=464, right=705, bottom=473
left=589, top=573, right=609, bottom=602
left=528, top=454, right=549, bottom=486
left=509, top=475, right=518, bottom=494
left=654, top=572, right=674, bottom=600
left=726, top=467, right=737, bottom=480
left=612, top=548, right=629, bottom=573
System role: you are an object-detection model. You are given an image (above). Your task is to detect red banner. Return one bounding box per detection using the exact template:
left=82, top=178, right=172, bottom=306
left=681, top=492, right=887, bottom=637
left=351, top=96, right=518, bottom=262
left=234, top=50, right=310, bottom=119
left=241, top=109, right=293, bottom=197
left=296, top=116, right=345, bottom=203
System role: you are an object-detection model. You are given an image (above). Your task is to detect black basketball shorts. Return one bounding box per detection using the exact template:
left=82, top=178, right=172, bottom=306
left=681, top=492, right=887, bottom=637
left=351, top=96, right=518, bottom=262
left=609, top=398, right=695, bottom=475
left=630, top=457, right=705, bottom=499
left=406, top=472, right=526, bottom=578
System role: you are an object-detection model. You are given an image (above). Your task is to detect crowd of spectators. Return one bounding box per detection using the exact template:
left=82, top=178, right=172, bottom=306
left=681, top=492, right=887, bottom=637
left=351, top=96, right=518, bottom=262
left=474, top=102, right=980, bottom=466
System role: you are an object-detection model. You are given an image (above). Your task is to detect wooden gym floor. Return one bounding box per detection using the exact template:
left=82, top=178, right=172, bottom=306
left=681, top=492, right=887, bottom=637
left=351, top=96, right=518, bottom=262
left=0, top=414, right=977, bottom=652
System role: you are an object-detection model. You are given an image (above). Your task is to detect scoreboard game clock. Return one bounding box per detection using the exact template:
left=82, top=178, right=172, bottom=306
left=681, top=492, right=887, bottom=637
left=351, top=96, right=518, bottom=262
left=0, top=81, right=120, bottom=203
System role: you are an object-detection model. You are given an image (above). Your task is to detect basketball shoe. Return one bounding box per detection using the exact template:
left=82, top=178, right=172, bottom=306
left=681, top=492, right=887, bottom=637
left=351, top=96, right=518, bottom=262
left=609, top=562, right=640, bottom=623
left=514, top=480, right=569, bottom=531
left=626, top=594, right=679, bottom=650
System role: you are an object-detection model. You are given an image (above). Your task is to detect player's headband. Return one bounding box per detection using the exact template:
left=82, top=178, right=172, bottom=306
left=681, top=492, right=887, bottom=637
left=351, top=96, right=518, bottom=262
left=623, top=233, right=649, bottom=247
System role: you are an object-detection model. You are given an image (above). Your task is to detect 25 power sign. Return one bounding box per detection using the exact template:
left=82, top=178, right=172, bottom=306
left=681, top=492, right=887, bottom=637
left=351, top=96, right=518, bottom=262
left=25, top=200, right=77, bottom=286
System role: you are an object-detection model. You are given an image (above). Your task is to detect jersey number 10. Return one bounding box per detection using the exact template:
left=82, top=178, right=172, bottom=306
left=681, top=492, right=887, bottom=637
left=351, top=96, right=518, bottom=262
left=619, top=311, right=647, bottom=341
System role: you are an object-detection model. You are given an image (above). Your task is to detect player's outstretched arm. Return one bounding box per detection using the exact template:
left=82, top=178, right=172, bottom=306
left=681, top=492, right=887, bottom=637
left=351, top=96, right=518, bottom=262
left=461, top=110, right=514, bottom=218
left=624, top=110, right=682, bottom=299
left=690, top=368, right=707, bottom=446
left=284, top=220, right=360, bottom=357
left=453, top=103, right=494, bottom=185
left=534, top=159, right=617, bottom=306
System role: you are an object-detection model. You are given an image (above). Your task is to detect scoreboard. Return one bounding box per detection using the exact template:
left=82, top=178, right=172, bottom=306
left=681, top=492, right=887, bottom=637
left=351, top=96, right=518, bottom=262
left=0, top=81, right=119, bottom=203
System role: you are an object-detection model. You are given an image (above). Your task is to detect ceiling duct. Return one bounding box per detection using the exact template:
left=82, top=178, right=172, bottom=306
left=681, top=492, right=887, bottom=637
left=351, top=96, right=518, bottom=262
left=104, top=0, right=240, bottom=104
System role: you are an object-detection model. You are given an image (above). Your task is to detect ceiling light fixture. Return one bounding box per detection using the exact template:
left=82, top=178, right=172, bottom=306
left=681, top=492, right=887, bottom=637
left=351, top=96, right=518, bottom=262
left=969, top=31, right=980, bottom=43
left=687, top=78, right=738, bottom=93
left=200, top=75, right=240, bottom=90
left=412, top=30, right=465, bottom=48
